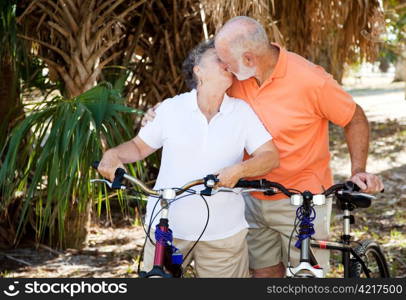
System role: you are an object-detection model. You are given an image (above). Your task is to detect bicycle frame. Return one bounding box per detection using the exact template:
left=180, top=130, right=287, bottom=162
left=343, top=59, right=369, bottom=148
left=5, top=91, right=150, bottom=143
left=286, top=192, right=373, bottom=278
left=310, top=239, right=371, bottom=278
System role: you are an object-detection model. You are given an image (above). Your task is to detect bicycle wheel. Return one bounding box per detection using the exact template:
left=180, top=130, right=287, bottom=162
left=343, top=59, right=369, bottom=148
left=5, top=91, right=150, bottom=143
left=349, top=240, right=390, bottom=278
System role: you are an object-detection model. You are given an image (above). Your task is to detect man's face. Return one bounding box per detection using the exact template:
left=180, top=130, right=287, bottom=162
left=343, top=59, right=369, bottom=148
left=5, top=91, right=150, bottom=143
left=234, top=58, right=256, bottom=81
left=215, top=40, right=256, bottom=81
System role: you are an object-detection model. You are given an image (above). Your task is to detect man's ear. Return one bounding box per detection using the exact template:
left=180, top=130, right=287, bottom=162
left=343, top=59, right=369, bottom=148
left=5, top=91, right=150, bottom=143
left=242, top=52, right=255, bottom=67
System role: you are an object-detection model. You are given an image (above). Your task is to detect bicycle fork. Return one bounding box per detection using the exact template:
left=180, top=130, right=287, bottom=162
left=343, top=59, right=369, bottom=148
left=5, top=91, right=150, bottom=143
left=286, top=192, right=324, bottom=278
left=286, top=207, right=355, bottom=278
left=140, top=189, right=179, bottom=278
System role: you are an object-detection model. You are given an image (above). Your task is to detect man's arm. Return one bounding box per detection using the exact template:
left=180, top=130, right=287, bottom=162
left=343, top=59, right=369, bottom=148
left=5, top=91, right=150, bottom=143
left=216, top=140, right=279, bottom=188
left=344, top=104, right=384, bottom=193
left=97, top=136, right=156, bottom=181
left=141, top=102, right=161, bottom=126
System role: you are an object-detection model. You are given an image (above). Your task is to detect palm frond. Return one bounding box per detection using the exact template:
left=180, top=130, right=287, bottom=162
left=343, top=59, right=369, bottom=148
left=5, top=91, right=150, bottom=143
left=0, top=83, right=141, bottom=248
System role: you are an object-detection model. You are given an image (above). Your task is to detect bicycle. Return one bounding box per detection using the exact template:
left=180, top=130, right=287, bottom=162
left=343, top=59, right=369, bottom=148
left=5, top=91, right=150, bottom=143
left=91, top=162, right=390, bottom=278
left=91, top=163, right=281, bottom=278
left=91, top=162, right=229, bottom=278
left=234, top=179, right=390, bottom=278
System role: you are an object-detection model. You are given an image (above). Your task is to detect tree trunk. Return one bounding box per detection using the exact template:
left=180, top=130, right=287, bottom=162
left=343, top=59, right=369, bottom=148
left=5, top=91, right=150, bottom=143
left=312, top=47, right=345, bottom=84
left=394, top=57, right=406, bottom=82
left=393, top=53, right=406, bottom=100
left=0, top=58, right=23, bottom=245
left=0, top=57, right=22, bottom=137
left=62, top=199, right=92, bottom=249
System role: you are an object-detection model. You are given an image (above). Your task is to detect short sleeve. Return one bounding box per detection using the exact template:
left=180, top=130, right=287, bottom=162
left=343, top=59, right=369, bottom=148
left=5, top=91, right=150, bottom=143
left=243, top=104, right=273, bottom=155
left=137, top=105, right=166, bottom=149
left=316, top=76, right=356, bottom=127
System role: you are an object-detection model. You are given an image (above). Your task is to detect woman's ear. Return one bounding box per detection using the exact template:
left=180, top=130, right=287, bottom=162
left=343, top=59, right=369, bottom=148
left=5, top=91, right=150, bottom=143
left=193, top=65, right=201, bottom=79
left=193, top=66, right=202, bottom=80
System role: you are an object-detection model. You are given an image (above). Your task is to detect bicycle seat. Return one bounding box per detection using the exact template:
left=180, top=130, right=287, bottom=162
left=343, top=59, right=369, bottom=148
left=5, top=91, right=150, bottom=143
left=337, top=190, right=374, bottom=208
left=335, top=181, right=375, bottom=210
left=336, top=190, right=376, bottom=210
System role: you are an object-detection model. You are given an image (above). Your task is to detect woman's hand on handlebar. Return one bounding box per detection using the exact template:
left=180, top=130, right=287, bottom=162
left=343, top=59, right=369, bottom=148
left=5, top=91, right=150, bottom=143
left=97, top=149, right=126, bottom=182
left=216, top=165, right=242, bottom=188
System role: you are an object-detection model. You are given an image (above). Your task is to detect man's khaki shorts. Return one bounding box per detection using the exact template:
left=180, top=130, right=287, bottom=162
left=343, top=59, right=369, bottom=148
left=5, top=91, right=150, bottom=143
left=142, top=228, right=250, bottom=278
left=243, top=193, right=332, bottom=273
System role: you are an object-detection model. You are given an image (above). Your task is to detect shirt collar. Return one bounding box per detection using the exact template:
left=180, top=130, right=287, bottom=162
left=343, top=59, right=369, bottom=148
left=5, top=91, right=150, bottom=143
left=269, top=43, right=288, bottom=79
left=190, top=89, right=233, bottom=115
left=190, top=89, right=199, bottom=111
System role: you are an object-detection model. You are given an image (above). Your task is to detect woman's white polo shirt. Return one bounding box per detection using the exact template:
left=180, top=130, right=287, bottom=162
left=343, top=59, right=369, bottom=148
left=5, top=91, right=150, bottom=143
left=138, top=89, right=272, bottom=241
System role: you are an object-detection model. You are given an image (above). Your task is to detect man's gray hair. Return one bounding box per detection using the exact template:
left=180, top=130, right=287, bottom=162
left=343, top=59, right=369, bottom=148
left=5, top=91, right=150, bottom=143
left=217, top=16, right=269, bottom=57
left=182, top=39, right=214, bottom=90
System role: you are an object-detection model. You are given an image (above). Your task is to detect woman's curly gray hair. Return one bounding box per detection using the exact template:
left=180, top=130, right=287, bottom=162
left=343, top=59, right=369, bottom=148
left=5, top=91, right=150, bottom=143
left=182, top=39, right=215, bottom=90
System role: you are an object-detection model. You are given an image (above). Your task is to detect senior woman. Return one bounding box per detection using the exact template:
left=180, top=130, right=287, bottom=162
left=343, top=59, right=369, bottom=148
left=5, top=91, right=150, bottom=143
left=97, top=39, right=279, bottom=278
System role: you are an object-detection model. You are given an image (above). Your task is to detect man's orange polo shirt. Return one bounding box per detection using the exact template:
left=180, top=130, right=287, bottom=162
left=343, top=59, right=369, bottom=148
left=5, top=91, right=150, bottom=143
left=228, top=44, right=356, bottom=200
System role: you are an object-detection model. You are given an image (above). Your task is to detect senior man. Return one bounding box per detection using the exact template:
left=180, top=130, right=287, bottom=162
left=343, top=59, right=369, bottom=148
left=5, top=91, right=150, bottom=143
left=213, top=16, right=384, bottom=277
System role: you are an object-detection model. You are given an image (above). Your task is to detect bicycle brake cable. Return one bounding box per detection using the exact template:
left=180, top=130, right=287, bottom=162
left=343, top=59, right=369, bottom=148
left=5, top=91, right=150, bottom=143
left=181, top=194, right=210, bottom=278
left=287, top=212, right=300, bottom=277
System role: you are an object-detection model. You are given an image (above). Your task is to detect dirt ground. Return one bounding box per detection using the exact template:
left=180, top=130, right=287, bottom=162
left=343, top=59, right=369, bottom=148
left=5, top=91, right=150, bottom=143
left=1, top=79, right=405, bottom=278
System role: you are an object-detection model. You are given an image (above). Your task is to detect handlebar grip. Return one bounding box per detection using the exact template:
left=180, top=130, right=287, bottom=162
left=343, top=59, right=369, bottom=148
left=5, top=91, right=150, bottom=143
left=345, top=181, right=360, bottom=192
left=235, top=180, right=263, bottom=189
left=93, top=160, right=126, bottom=189
left=112, top=168, right=126, bottom=189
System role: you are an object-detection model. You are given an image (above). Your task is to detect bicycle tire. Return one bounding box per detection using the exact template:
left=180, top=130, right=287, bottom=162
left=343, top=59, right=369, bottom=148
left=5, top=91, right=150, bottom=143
left=349, top=240, right=390, bottom=278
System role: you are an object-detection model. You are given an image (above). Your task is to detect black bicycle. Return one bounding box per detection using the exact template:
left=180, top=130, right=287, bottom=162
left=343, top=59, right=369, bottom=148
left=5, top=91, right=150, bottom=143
left=235, top=179, right=390, bottom=278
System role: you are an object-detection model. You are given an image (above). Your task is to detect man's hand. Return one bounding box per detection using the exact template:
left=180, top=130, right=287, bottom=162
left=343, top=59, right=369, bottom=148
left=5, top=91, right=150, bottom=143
left=216, top=164, right=242, bottom=188
left=141, top=102, right=161, bottom=126
left=98, top=149, right=126, bottom=182
left=350, top=172, right=384, bottom=194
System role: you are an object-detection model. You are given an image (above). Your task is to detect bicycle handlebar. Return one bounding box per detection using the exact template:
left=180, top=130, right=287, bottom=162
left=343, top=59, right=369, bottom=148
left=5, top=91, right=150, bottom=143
left=235, top=179, right=365, bottom=198
left=235, top=179, right=294, bottom=197
left=92, top=161, right=204, bottom=197
left=92, top=161, right=381, bottom=198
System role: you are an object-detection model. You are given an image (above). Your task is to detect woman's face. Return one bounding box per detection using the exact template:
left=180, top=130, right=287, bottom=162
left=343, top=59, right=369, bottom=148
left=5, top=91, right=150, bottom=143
left=195, top=48, right=233, bottom=89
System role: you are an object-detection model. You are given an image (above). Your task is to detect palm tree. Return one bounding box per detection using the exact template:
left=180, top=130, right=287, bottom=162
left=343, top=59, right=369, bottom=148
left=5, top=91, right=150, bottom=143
left=1, top=0, right=150, bottom=249
left=18, top=0, right=147, bottom=98
left=117, top=0, right=207, bottom=117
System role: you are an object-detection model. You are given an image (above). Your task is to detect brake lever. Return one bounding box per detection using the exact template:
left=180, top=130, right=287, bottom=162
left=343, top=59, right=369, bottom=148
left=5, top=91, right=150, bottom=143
left=209, top=187, right=241, bottom=195
left=90, top=179, right=127, bottom=190
left=352, top=192, right=376, bottom=200
left=337, top=190, right=376, bottom=200
left=207, top=188, right=274, bottom=195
